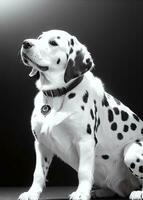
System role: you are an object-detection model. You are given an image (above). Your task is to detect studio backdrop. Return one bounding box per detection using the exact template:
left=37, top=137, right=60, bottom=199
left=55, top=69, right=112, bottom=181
left=0, top=0, right=141, bottom=187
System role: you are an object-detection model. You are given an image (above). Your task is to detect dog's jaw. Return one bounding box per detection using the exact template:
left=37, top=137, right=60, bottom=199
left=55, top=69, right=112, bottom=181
left=22, top=52, right=49, bottom=77
left=36, top=69, right=68, bottom=91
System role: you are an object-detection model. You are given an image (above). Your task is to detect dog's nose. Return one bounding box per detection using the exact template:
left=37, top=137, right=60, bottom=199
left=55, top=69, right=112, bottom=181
left=22, top=40, right=33, bottom=49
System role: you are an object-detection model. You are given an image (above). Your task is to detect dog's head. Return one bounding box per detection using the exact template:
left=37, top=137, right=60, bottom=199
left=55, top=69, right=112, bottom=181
left=21, top=30, right=94, bottom=89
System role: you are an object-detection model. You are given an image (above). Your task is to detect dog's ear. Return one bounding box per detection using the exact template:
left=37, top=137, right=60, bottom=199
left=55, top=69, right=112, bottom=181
left=64, top=36, right=94, bottom=83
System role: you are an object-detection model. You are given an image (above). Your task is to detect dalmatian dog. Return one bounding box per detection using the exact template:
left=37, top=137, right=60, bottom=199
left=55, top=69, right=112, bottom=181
left=18, top=30, right=143, bottom=200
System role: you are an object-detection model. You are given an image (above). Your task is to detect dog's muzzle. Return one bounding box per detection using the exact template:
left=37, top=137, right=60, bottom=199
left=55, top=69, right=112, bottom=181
left=21, top=40, right=49, bottom=74
left=22, top=52, right=49, bottom=72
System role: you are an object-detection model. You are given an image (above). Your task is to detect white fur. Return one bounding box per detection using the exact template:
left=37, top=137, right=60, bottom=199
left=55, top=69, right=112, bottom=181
left=19, top=30, right=143, bottom=200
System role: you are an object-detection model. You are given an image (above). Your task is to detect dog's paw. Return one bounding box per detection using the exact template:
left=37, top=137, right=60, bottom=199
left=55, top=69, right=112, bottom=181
left=129, top=191, right=143, bottom=200
left=69, top=190, right=90, bottom=200
left=18, top=191, right=39, bottom=200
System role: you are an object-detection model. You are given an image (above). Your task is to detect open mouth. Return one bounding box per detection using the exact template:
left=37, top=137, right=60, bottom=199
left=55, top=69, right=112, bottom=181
left=22, top=52, right=49, bottom=72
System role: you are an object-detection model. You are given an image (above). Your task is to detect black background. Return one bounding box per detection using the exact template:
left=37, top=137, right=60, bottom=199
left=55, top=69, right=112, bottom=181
left=0, top=0, right=142, bottom=187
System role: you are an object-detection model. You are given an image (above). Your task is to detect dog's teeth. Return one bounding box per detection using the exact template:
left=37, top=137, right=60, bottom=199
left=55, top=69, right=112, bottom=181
left=29, top=67, right=38, bottom=77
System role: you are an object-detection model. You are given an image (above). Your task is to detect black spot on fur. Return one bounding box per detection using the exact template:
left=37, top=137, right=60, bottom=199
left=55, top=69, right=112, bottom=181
left=94, top=105, right=97, bottom=114
left=71, top=38, right=74, bottom=46
left=44, top=157, right=47, bottom=162
left=137, top=159, right=140, bottom=162
left=108, top=109, right=114, bottom=122
left=94, top=124, right=96, bottom=133
left=68, top=93, right=76, bottom=99
left=139, top=166, right=143, bottom=173
left=57, top=36, right=60, bottom=39
left=123, top=125, right=129, bottom=132
left=130, top=163, right=135, bottom=169
left=81, top=106, right=84, bottom=110
left=94, top=135, right=98, bottom=144
left=98, top=118, right=100, bottom=125
left=133, top=114, right=140, bottom=122
left=66, top=54, right=69, bottom=60
left=69, top=48, right=73, bottom=54
left=57, top=58, right=60, bottom=64
left=102, top=155, right=109, bottom=160
left=117, top=133, right=123, bottom=140
left=136, top=139, right=140, bottom=143
left=102, top=94, right=109, bottom=107
left=113, top=107, right=120, bottom=115
left=83, top=90, right=89, bottom=103
left=93, top=101, right=98, bottom=132
left=141, top=128, right=143, bottom=135
left=114, top=97, right=121, bottom=105
left=121, top=110, right=129, bottom=121
left=111, top=122, right=117, bottom=131
left=136, top=139, right=142, bottom=146
left=86, top=58, right=90, bottom=63
left=94, top=117, right=97, bottom=133
left=87, top=124, right=92, bottom=134
left=90, top=109, right=94, bottom=120
left=130, top=123, right=137, bottom=131
left=97, top=118, right=100, bottom=131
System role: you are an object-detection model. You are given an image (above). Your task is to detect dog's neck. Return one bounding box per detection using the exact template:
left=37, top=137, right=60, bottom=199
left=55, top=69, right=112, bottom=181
left=35, top=72, right=84, bottom=97
left=43, top=76, right=84, bottom=97
left=36, top=72, right=50, bottom=91
left=36, top=72, right=66, bottom=91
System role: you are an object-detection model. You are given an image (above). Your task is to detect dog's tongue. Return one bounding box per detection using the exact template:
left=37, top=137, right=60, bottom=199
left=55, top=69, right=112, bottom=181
left=29, top=67, right=38, bottom=77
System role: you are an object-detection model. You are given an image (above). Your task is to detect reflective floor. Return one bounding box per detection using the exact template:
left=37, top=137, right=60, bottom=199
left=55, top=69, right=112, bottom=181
left=0, top=187, right=74, bottom=200
left=0, top=187, right=128, bottom=200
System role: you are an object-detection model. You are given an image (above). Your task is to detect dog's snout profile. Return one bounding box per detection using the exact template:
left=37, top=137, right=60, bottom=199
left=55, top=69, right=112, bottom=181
left=22, top=40, right=33, bottom=49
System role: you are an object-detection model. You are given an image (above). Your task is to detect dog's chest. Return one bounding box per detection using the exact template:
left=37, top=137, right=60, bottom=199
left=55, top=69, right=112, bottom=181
left=31, top=86, right=98, bottom=168
left=41, top=122, right=79, bottom=170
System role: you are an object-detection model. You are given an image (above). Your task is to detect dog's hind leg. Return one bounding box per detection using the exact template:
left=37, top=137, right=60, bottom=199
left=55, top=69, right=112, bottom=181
left=91, top=188, right=116, bottom=198
left=124, top=141, right=143, bottom=200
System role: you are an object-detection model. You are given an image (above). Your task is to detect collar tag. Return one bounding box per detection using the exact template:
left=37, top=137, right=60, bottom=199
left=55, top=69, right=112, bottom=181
left=41, top=104, right=51, bottom=116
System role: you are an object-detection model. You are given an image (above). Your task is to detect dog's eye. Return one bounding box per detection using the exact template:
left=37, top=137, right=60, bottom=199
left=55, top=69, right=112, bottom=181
left=49, top=40, right=58, bottom=46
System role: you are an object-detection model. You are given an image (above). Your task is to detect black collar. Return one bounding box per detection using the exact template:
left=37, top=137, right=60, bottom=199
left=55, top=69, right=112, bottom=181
left=43, top=76, right=83, bottom=97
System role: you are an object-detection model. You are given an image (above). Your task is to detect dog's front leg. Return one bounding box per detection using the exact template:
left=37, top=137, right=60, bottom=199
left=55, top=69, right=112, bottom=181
left=69, top=135, right=95, bottom=200
left=18, top=140, right=53, bottom=200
